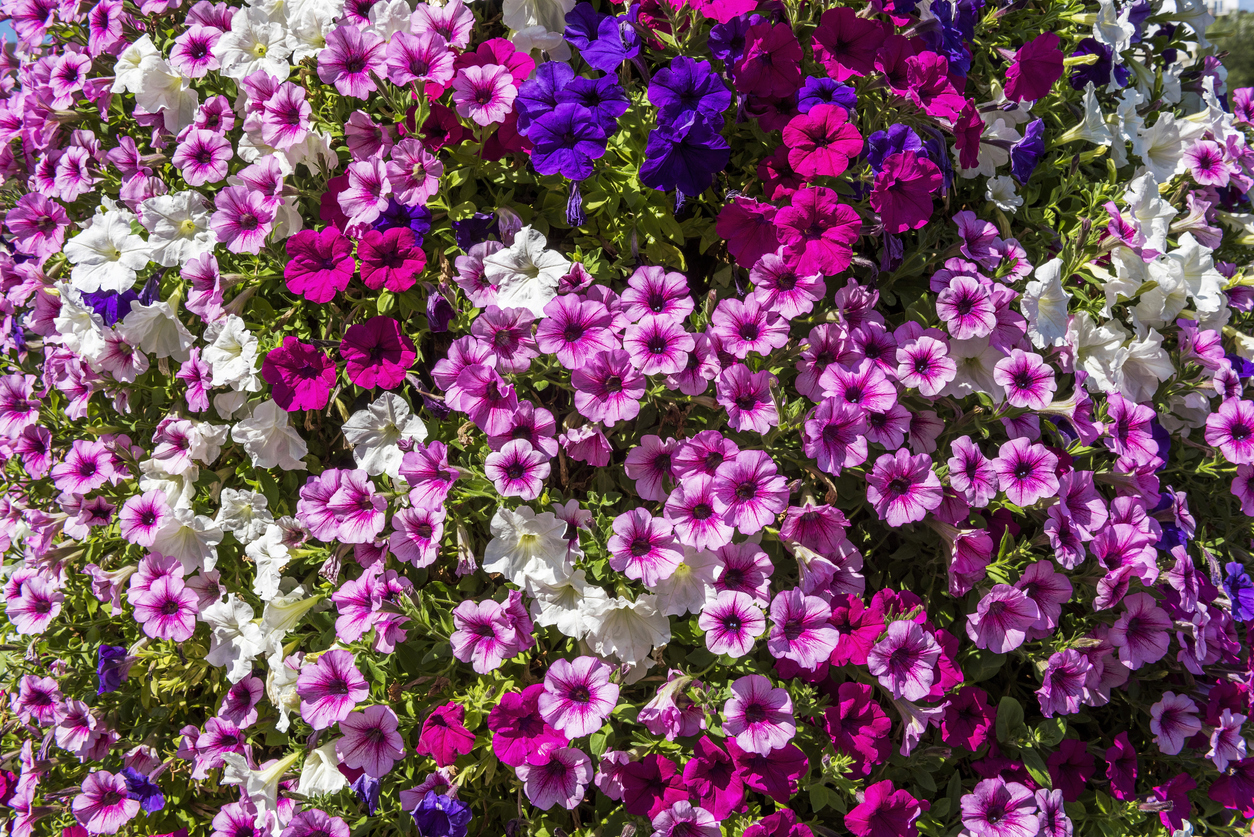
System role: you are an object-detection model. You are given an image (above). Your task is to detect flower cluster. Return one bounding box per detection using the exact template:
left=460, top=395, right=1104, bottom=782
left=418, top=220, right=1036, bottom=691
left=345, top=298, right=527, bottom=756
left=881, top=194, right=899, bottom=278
left=0, top=0, right=1253, bottom=835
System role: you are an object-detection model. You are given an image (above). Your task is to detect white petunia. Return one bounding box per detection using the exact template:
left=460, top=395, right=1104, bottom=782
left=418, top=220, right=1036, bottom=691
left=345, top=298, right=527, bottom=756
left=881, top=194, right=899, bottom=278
left=1123, top=172, right=1177, bottom=256
left=529, top=570, right=610, bottom=640
left=1136, top=114, right=1185, bottom=183
left=1069, top=312, right=1128, bottom=393
left=140, top=192, right=218, bottom=267
left=203, top=594, right=268, bottom=683
left=260, top=585, right=322, bottom=639
left=985, top=175, right=1023, bottom=212
left=364, top=0, right=411, bottom=41
left=118, top=300, right=195, bottom=362
left=231, top=399, right=308, bottom=471
left=1092, top=0, right=1134, bottom=55
left=343, top=392, right=428, bottom=478
left=138, top=459, right=199, bottom=510
left=298, top=741, right=348, bottom=797
left=152, top=505, right=224, bottom=573
left=1167, top=232, right=1227, bottom=317
left=502, top=0, right=575, bottom=34
left=510, top=25, right=571, bottom=62
left=585, top=595, right=671, bottom=666
left=941, top=337, right=1003, bottom=399
left=214, top=6, right=293, bottom=80
left=482, top=505, right=571, bottom=592
left=112, top=35, right=160, bottom=94
left=52, top=284, right=108, bottom=362
left=1064, top=83, right=1114, bottom=147
left=215, top=488, right=275, bottom=542
left=204, top=315, right=260, bottom=389
left=483, top=226, right=571, bottom=317
left=648, top=547, right=719, bottom=617
left=246, top=524, right=290, bottom=602
left=959, top=116, right=1019, bottom=179
left=286, top=0, right=342, bottom=63
left=1021, top=258, right=1071, bottom=349
left=222, top=751, right=301, bottom=832
left=134, top=54, right=199, bottom=132
left=1116, top=328, right=1174, bottom=403
left=189, top=421, right=231, bottom=467
left=63, top=211, right=152, bottom=294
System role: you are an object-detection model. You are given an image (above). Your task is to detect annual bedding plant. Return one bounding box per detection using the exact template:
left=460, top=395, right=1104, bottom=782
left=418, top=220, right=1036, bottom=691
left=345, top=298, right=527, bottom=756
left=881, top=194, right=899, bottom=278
left=3, top=0, right=1254, bottom=834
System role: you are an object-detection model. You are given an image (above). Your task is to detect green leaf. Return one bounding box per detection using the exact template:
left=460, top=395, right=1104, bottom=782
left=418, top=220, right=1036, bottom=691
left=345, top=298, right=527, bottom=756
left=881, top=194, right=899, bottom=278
left=809, top=784, right=832, bottom=812
left=589, top=730, right=609, bottom=758
left=912, top=767, right=938, bottom=794
left=1035, top=717, right=1067, bottom=747
left=965, top=648, right=1007, bottom=683
left=1021, top=746, right=1052, bottom=788
left=996, top=696, right=1025, bottom=745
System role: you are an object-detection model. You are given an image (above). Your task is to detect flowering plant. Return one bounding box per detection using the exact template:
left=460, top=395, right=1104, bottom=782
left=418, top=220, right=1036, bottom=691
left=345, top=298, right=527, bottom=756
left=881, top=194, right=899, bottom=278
left=1, top=0, right=1254, bottom=834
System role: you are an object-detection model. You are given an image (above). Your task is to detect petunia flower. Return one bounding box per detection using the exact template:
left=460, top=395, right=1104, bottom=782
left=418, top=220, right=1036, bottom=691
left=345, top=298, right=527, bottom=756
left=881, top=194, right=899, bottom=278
left=296, top=649, right=367, bottom=731
left=811, top=7, right=886, bottom=80
left=775, top=186, right=861, bottom=276
left=866, top=449, right=944, bottom=527
left=870, top=151, right=942, bottom=234
left=340, top=316, right=416, bottom=390
left=723, top=674, right=795, bottom=756
left=261, top=337, right=336, bottom=412
left=733, top=22, right=801, bottom=97
left=866, top=620, right=940, bottom=701
left=845, top=780, right=924, bottom=837
left=539, top=656, right=619, bottom=739
left=960, top=778, right=1039, bottom=837
left=783, top=104, right=863, bottom=178
left=336, top=705, right=406, bottom=778
left=607, top=509, right=683, bottom=587
left=992, top=438, right=1059, bottom=507
left=1004, top=32, right=1064, bottom=102
left=517, top=745, right=593, bottom=810
left=640, top=113, right=731, bottom=198
left=698, top=590, right=765, bottom=657
left=318, top=24, right=385, bottom=98
left=965, top=584, right=1040, bottom=654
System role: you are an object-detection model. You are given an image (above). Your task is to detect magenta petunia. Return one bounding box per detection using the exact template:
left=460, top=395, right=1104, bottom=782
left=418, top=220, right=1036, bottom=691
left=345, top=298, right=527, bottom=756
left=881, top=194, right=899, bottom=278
left=870, top=152, right=942, bottom=234
left=340, top=316, right=417, bottom=390
left=359, top=227, right=427, bottom=292
left=283, top=227, right=355, bottom=303
left=488, top=684, right=567, bottom=767
left=261, top=337, right=336, bottom=412
left=845, top=779, right=924, bottom=837
left=783, top=104, right=863, bottom=179
left=1004, top=32, right=1064, bottom=103
left=416, top=702, right=476, bottom=767
left=734, top=22, right=802, bottom=97
left=775, top=186, right=861, bottom=276
left=812, top=6, right=886, bottom=80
